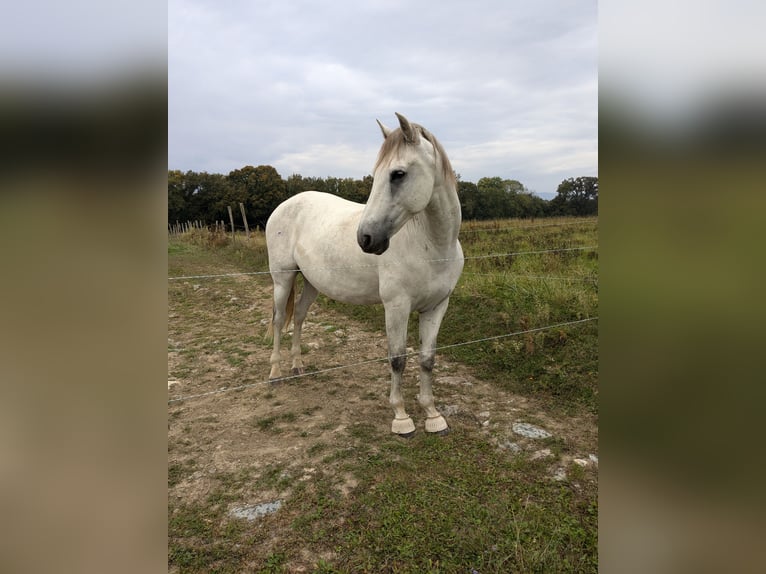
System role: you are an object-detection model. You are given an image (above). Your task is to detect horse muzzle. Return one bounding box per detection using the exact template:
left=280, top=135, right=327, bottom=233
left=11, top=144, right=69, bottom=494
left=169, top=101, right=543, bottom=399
left=357, top=227, right=390, bottom=255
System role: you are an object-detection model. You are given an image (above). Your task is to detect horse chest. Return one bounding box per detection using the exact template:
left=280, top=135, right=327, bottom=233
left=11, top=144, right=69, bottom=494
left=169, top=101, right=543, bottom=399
left=378, top=256, right=460, bottom=311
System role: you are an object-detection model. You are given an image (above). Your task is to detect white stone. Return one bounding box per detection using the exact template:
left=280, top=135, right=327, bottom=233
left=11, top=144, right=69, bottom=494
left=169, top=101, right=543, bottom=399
left=498, top=441, right=521, bottom=453
left=512, top=422, right=552, bottom=439
left=438, top=404, right=460, bottom=416
left=229, top=500, right=282, bottom=521
left=531, top=448, right=553, bottom=460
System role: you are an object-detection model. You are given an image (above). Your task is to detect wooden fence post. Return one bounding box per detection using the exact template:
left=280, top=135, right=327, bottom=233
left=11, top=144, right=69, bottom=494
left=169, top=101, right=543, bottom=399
left=239, top=202, right=250, bottom=239
left=227, top=206, right=236, bottom=240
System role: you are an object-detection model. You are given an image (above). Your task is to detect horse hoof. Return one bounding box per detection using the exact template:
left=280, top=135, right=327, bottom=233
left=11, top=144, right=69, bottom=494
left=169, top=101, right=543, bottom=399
left=391, top=416, right=416, bottom=436
left=291, top=367, right=304, bottom=376
left=268, top=377, right=283, bottom=387
left=425, top=415, right=449, bottom=434
left=432, top=427, right=450, bottom=437
left=395, top=430, right=416, bottom=439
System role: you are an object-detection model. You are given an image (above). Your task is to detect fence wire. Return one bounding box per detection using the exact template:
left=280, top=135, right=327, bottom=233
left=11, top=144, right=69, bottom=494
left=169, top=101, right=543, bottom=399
left=168, top=229, right=598, bottom=404
left=168, top=316, right=597, bottom=404
left=168, top=245, right=597, bottom=281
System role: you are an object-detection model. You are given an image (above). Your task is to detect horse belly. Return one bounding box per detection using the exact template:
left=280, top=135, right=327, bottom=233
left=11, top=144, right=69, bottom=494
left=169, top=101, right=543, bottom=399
left=290, top=202, right=382, bottom=306
left=302, top=264, right=382, bottom=306
left=296, top=240, right=382, bottom=305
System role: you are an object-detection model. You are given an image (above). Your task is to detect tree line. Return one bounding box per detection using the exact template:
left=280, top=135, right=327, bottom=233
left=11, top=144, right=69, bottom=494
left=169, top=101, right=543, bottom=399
left=168, top=166, right=597, bottom=229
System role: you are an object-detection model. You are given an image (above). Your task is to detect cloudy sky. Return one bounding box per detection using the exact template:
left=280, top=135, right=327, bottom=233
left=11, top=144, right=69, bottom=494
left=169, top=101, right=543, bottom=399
left=169, top=0, right=597, bottom=198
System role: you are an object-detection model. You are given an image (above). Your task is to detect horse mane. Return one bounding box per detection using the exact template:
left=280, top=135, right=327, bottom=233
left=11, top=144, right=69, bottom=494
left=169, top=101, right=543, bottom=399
left=374, top=124, right=457, bottom=189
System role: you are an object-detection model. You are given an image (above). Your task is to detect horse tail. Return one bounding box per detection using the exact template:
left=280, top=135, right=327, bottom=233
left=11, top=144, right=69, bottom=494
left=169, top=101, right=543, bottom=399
left=266, top=277, right=297, bottom=338
left=284, top=280, right=297, bottom=331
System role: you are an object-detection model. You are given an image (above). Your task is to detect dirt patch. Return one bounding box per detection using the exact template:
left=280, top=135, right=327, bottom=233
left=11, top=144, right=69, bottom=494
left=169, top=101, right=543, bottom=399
left=168, top=275, right=597, bottom=511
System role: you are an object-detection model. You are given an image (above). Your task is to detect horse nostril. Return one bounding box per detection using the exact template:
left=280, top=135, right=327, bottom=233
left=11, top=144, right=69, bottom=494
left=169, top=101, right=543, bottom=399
left=361, top=234, right=372, bottom=249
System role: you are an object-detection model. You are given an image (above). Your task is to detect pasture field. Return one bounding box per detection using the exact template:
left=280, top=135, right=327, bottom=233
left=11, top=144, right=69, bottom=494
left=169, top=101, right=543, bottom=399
left=168, top=216, right=598, bottom=573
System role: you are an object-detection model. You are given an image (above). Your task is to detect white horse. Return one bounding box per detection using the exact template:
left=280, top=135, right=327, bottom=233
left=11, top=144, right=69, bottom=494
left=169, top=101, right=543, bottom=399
left=265, top=113, right=464, bottom=436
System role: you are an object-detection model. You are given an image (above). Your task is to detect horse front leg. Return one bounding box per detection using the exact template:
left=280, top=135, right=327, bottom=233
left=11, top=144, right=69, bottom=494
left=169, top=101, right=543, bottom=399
left=385, top=302, right=415, bottom=437
left=418, top=297, right=451, bottom=434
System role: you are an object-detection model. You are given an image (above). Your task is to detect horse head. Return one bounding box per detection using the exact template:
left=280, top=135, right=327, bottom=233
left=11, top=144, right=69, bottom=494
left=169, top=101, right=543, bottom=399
left=357, top=113, right=439, bottom=255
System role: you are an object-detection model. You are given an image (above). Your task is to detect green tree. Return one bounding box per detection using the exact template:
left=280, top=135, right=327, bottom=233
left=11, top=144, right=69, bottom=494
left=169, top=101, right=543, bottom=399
left=168, top=169, right=188, bottom=224
left=475, top=177, right=529, bottom=219
left=549, top=176, right=598, bottom=216
left=502, top=179, right=527, bottom=218
left=515, top=190, right=547, bottom=218
left=167, top=170, right=230, bottom=225
left=476, top=177, right=507, bottom=218
left=457, top=180, right=479, bottom=220
left=343, top=175, right=372, bottom=203
left=356, top=175, right=374, bottom=203
left=193, top=172, right=231, bottom=223
left=227, top=165, right=287, bottom=229
left=285, top=173, right=308, bottom=197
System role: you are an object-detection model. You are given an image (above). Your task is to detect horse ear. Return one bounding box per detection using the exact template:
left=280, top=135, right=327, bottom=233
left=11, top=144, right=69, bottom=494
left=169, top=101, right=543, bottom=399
left=395, top=112, right=419, bottom=144
left=376, top=119, right=392, bottom=139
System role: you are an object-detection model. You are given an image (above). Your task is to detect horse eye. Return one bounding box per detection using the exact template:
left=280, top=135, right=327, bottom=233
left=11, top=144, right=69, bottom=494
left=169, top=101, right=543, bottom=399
left=390, top=170, right=406, bottom=183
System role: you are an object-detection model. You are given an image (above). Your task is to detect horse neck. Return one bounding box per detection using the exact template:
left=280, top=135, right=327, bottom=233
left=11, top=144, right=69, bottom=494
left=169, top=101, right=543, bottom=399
left=417, top=178, right=462, bottom=252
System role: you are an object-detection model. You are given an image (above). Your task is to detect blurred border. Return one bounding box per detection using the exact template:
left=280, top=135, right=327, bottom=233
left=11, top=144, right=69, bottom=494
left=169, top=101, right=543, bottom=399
left=600, top=1, right=766, bottom=571
left=3, top=1, right=766, bottom=572
left=0, top=2, right=167, bottom=573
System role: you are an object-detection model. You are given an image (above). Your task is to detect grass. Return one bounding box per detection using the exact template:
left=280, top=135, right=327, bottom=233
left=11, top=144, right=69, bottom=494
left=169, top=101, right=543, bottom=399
left=333, top=430, right=596, bottom=573
left=252, top=411, right=299, bottom=433
left=168, top=428, right=596, bottom=573
left=168, top=217, right=598, bottom=573
left=320, top=216, right=599, bottom=414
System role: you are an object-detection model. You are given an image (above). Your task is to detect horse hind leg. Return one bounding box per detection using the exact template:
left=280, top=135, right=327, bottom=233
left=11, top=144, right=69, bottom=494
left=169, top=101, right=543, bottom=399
left=289, top=278, right=318, bottom=375
left=268, top=272, right=297, bottom=380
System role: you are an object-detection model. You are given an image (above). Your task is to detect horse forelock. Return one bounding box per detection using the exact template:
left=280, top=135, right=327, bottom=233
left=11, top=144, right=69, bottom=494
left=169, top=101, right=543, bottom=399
left=374, top=125, right=456, bottom=188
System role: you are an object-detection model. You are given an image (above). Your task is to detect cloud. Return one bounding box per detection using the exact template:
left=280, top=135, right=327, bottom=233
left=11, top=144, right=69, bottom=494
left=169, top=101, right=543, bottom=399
left=169, top=0, right=598, bottom=193
left=273, top=142, right=380, bottom=178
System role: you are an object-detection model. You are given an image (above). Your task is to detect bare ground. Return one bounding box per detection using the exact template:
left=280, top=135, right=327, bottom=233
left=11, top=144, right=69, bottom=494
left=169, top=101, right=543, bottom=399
left=168, top=274, right=598, bottom=514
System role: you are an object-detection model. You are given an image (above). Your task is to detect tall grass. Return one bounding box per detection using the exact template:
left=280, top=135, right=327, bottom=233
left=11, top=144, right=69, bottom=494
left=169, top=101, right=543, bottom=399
left=320, top=216, right=599, bottom=413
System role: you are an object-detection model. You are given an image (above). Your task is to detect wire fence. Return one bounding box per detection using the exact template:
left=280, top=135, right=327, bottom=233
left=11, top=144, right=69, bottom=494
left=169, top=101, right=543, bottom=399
left=168, top=222, right=598, bottom=405
left=458, top=217, right=598, bottom=234
left=169, top=217, right=598, bottom=236
left=167, top=245, right=597, bottom=281
left=168, top=316, right=598, bottom=404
